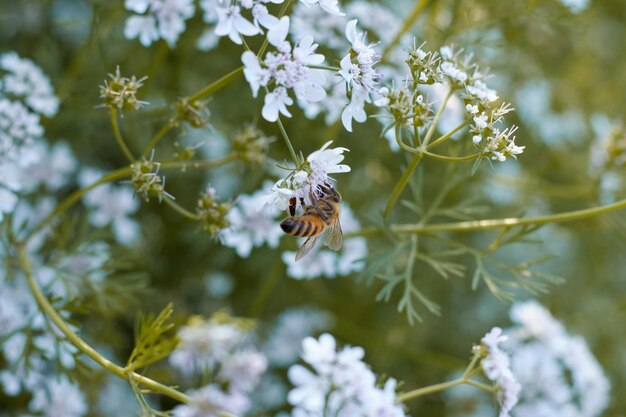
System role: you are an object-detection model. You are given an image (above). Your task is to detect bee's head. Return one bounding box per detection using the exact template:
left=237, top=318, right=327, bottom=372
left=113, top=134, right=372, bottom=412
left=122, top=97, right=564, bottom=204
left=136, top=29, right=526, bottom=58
left=318, top=183, right=341, bottom=203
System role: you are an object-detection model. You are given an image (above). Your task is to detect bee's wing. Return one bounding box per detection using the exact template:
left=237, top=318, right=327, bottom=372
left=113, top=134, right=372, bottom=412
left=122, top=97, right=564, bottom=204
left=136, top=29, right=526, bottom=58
left=295, top=235, right=320, bottom=262
left=323, top=218, right=343, bottom=251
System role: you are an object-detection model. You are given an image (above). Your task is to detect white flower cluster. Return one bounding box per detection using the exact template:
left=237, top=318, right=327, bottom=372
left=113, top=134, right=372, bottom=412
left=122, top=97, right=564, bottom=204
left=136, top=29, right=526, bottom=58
left=287, top=333, right=406, bottom=417
left=0, top=52, right=63, bottom=221
left=338, top=19, right=382, bottom=132
left=505, top=300, right=610, bottom=417
left=282, top=205, right=367, bottom=279
left=270, top=140, right=350, bottom=210
left=0, top=269, right=87, bottom=417
left=79, top=168, right=140, bottom=245
left=124, top=0, right=195, bottom=47
left=125, top=0, right=344, bottom=49
left=221, top=181, right=283, bottom=257
left=242, top=16, right=327, bottom=122
left=479, top=327, right=522, bottom=417
left=170, top=316, right=268, bottom=417
left=0, top=52, right=59, bottom=117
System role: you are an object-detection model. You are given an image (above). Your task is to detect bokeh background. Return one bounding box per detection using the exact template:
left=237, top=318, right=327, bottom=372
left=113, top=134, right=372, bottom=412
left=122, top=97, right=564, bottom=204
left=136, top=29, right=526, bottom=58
left=1, top=0, right=625, bottom=416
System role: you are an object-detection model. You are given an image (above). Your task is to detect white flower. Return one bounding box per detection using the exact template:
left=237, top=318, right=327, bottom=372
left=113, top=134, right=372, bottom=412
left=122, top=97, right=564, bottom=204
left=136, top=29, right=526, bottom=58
left=19, top=140, right=77, bottom=192
left=215, top=5, right=260, bottom=45
left=78, top=168, right=140, bottom=244
left=338, top=20, right=381, bottom=132
left=269, top=140, right=349, bottom=211
left=0, top=99, right=43, bottom=164
left=29, top=376, right=88, bottom=417
left=299, top=0, right=345, bottom=16
left=505, top=301, right=610, bottom=417
left=479, top=327, right=521, bottom=417
left=169, top=319, right=246, bottom=375
left=0, top=52, right=59, bottom=117
left=241, top=16, right=327, bottom=122
left=287, top=333, right=406, bottom=417
left=262, top=86, right=293, bottom=121
left=124, top=0, right=195, bottom=47
left=221, top=181, right=283, bottom=258
left=218, top=350, right=268, bottom=391
left=173, top=385, right=251, bottom=417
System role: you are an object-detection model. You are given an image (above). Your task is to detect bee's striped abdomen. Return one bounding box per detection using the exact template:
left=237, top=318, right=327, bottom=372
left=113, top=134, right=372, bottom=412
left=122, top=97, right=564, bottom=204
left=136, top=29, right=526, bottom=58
left=280, top=216, right=322, bottom=237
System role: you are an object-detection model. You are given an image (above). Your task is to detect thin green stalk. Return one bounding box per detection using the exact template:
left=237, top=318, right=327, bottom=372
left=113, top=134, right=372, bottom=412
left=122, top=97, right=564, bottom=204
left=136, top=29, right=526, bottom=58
left=466, top=379, right=495, bottom=392
left=395, top=125, right=420, bottom=153
left=110, top=109, right=136, bottom=162
left=423, top=151, right=481, bottom=162
left=381, top=0, right=431, bottom=62
left=308, top=65, right=341, bottom=71
left=396, top=378, right=465, bottom=402
left=426, top=118, right=471, bottom=150
left=276, top=116, right=300, bottom=164
left=187, top=66, right=244, bottom=103
left=256, top=0, right=293, bottom=58
left=421, top=89, right=453, bottom=148
left=161, top=154, right=238, bottom=170
left=383, top=153, right=423, bottom=220
left=163, top=197, right=199, bottom=220
left=23, top=167, right=132, bottom=243
left=351, top=196, right=626, bottom=237
left=16, top=245, right=191, bottom=404
left=142, top=120, right=176, bottom=158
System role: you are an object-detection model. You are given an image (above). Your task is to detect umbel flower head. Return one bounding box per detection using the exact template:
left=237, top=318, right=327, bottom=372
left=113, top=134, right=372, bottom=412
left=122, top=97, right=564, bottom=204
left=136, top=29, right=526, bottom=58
left=196, top=186, right=231, bottom=238
left=232, top=126, right=274, bottom=165
left=269, top=140, right=350, bottom=211
left=129, top=156, right=172, bottom=202
left=99, top=66, right=148, bottom=112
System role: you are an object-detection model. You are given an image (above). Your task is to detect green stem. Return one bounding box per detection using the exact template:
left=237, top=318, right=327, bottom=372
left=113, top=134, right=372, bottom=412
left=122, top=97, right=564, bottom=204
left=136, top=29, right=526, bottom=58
left=163, top=197, right=199, bottom=220
left=423, top=151, right=480, bottom=162
left=352, top=196, right=626, bottom=237
left=23, top=167, right=132, bottom=243
left=395, top=125, right=420, bottom=153
left=421, top=89, right=453, bottom=148
left=187, top=66, right=244, bottom=103
left=16, top=245, right=191, bottom=404
left=308, top=65, right=341, bottom=71
left=381, top=0, right=431, bottom=62
left=161, top=154, right=238, bottom=170
left=142, top=120, right=176, bottom=158
left=276, top=116, right=300, bottom=164
left=466, top=379, right=495, bottom=392
left=396, top=378, right=464, bottom=402
left=383, top=153, right=423, bottom=220
left=110, top=110, right=136, bottom=162
left=256, top=0, right=293, bottom=58
left=426, top=118, right=471, bottom=150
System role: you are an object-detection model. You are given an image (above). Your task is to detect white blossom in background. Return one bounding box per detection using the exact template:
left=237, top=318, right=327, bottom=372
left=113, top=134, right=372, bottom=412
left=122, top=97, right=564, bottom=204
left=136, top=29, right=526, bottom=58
left=221, top=181, right=283, bottom=257
left=505, top=300, right=610, bottom=417
left=171, top=316, right=268, bottom=417
left=263, top=307, right=333, bottom=366
left=241, top=16, right=326, bottom=122
left=282, top=205, right=367, bottom=279
left=0, top=52, right=59, bottom=117
left=204, top=271, right=235, bottom=299
left=269, top=140, right=350, bottom=211
left=338, top=19, right=382, bottom=131
left=29, top=376, right=87, bottom=417
left=124, top=0, right=195, bottom=47
left=287, top=333, right=406, bottom=417
left=78, top=168, right=140, bottom=244
left=19, top=140, right=77, bottom=192
left=479, top=327, right=521, bottom=417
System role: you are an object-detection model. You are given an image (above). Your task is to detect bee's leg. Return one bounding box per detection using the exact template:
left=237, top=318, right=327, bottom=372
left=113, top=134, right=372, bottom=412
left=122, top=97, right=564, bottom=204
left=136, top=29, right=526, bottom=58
left=311, top=199, right=329, bottom=221
left=299, top=197, right=306, bottom=210
left=289, top=197, right=297, bottom=217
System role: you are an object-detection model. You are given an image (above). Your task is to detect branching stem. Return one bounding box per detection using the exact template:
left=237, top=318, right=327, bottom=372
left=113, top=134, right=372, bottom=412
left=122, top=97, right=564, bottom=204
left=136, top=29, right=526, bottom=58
left=110, top=109, right=136, bottom=162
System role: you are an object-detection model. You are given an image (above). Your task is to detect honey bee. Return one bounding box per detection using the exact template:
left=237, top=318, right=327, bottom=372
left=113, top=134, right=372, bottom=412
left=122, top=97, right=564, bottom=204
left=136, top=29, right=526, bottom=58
left=280, top=183, right=343, bottom=261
